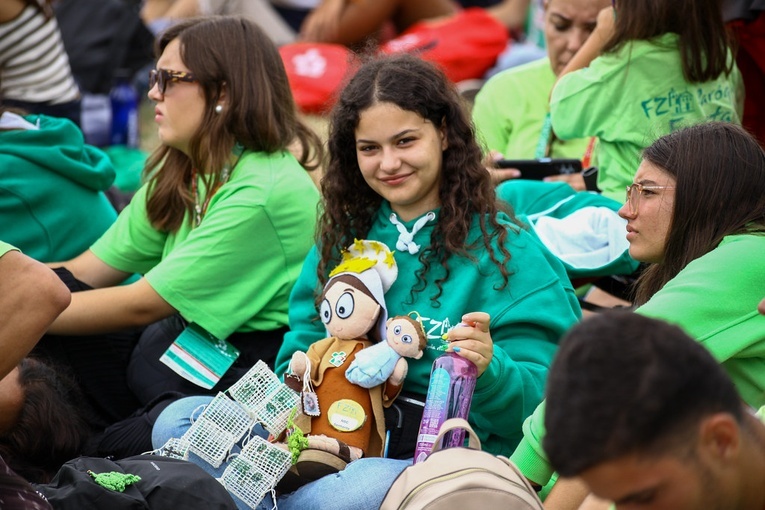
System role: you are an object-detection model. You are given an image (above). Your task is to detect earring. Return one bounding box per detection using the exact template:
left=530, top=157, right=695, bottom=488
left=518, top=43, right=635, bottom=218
left=215, top=104, right=223, bottom=114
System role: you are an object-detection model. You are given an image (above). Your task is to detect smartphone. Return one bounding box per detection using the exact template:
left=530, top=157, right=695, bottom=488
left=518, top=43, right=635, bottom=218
left=495, top=158, right=583, bottom=180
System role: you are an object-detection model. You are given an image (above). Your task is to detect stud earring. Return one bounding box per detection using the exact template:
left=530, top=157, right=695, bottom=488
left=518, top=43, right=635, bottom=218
left=215, top=104, right=223, bottom=114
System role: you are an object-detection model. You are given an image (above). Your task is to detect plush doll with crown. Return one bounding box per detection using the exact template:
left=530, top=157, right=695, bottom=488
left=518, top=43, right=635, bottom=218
left=285, top=239, right=406, bottom=483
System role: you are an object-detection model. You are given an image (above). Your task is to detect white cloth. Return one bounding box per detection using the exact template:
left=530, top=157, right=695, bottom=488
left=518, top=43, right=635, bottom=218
left=531, top=206, right=629, bottom=270
left=0, top=111, right=39, bottom=131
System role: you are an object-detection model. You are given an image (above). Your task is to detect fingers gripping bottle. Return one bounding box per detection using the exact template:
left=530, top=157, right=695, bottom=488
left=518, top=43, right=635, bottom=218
left=413, top=336, right=477, bottom=463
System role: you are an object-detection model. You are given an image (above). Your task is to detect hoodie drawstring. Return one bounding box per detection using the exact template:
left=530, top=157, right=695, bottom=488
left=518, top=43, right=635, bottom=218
left=389, top=211, right=436, bottom=255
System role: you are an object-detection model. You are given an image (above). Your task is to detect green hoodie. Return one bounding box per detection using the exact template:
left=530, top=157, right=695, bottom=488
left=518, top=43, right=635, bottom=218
left=0, top=113, right=117, bottom=262
left=276, top=201, right=582, bottom=456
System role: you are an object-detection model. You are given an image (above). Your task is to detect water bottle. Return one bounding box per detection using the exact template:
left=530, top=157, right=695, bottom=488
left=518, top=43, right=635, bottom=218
left=110, top=70, right=139, bottom=147
left=413, top=350, right=477, bottom=463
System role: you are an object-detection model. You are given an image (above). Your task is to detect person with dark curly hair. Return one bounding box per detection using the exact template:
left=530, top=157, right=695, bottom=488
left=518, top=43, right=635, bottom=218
left=271, top=53, right=580, bottom=508
left=0, top=358, right=92, bottom=484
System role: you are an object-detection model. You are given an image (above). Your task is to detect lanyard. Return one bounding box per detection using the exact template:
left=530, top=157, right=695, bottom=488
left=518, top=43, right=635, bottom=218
left=191, top=142, right=244, bottom=227
left=534, top=112, right=554, bottom=159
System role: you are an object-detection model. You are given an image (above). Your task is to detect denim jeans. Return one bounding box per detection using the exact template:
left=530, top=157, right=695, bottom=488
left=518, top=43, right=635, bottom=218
left=152, top=396, right=411, bottom=510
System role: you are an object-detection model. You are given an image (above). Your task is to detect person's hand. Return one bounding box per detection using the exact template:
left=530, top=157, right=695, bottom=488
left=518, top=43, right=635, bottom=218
left=299, top=0, right=344, bottom=42
left=758, top=296, right=765, bottom=315
left=389, top=357, right=409, bottom=386
left=289, top=351, right=309, bottom=376
left=593, top=6, right=616, bottom=43
left=544, top=172, right=586, bottom=191
left=484, top=150, right=521, bottom=185
left=443, top=312, right=493, bottom=377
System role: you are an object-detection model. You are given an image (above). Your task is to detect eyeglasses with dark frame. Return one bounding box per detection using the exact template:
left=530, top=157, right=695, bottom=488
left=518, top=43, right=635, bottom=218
left=625, top=183, right=676, bottom=215
left=148, top=68, right=197, bottom=95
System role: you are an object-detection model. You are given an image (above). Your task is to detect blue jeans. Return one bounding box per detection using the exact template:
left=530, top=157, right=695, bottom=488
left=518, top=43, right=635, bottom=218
left=153, top=396, right=411, bottom=510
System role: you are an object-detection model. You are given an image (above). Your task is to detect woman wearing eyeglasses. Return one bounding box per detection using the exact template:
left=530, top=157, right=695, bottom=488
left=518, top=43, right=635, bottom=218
left=35, top=16, right=323, bottom=445
left=510, top=121, right=765, bottom=507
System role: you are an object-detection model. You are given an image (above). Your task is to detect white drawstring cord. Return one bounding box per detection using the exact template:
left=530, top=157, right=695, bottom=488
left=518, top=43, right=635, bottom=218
left=389, top=211, right=436, bottom=255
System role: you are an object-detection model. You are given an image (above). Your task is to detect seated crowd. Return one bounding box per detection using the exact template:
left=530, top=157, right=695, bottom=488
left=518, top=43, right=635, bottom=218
left=0, top=0, right=764, bottom=509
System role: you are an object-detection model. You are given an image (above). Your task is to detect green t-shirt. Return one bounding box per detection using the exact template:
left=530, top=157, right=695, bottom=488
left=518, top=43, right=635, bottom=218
left=91, top=150, right=320, bottom=340
left=473, top=58, right=591, bottom=161
left=511, top=234, right=765, bottom=486
left=277, top=202, right=582, bottom=456
left=551, top=33, right=743, bottom=201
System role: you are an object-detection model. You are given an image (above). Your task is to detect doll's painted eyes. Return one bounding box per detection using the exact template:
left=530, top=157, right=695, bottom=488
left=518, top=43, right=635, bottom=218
left=402, top=334, right=412, bottom=344
left=320, top=299, right=332, bottom=324
left=393, top=325, right=402, bottom=335
left=336, top=292, right=355, bottom=319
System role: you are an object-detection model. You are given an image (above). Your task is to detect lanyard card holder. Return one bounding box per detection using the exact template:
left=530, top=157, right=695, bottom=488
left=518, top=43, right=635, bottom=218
left=160, top=322, right=240, bottom=389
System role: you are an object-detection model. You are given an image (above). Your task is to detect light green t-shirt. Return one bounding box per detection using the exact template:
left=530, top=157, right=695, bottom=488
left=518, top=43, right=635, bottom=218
left=91, top=150, right=320, bottom=340
left=551, top=33, right=743, bottom=201
left=473, top=57, right=592, bottom=161
left=511, top=235, right=765, bottom=487
left=0, top=241, right=18, bottom=257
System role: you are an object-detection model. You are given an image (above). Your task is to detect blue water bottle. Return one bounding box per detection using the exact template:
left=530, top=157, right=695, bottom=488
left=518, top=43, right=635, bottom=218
left=110, top=70, right=139, bottom=147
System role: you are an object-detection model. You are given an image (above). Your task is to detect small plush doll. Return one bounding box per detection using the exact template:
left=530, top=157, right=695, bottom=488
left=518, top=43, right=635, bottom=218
left=286, top=240, right=398, bottom=482
left=346, top=313, right=427, bottom=389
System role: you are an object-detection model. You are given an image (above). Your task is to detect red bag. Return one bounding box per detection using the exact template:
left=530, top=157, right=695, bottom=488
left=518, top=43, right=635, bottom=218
left=379, top=8, right=510, bottom=83
left=280, top=9, right=509, bottom=114
left=279, top=42, right=357, bottom=114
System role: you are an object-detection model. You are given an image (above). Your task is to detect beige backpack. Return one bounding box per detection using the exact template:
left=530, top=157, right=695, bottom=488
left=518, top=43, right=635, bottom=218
left=379, top=418, right=544, bottom=510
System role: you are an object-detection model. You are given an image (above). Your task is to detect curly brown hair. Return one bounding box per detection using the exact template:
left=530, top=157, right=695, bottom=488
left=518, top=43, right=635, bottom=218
left=318, top=54, right=519, bottom=304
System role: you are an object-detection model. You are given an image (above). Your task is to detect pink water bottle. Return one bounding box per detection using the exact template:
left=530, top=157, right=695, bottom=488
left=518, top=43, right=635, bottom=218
left=413, top=350, right=477, bottom=463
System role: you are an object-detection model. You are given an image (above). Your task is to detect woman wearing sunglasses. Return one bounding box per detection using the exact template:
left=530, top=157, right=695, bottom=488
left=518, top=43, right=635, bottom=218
left=37, top=16, right=323, bottom=442
left=511, top=121, right=765, bottom=507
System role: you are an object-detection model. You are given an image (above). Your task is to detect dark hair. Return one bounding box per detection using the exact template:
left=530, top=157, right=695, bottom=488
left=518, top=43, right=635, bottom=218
left=605, top=0, right=733, bottom=82
left=543, top=311, right=744, bottom=477
left=318, top=54, right=516, bottom=304
left=633, top=122, right=765, bottom=305
left=0, top=358, right=91, bottom=483
left=145, top=16, right=323, bottom=232
left=322, top=273, right=376, bottom=303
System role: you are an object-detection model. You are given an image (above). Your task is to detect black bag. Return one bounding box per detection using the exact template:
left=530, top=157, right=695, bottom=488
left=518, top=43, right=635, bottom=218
left=34, top=455, right=237, bottom=510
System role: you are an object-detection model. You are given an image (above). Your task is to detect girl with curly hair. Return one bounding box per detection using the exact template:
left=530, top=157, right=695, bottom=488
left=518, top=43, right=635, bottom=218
left=268, top=53, right=582, bottom=508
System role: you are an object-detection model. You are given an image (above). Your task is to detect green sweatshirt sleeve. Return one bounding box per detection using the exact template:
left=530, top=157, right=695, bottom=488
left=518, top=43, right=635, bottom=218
left=510, top=400, right=554, bottom=486
left=275, top=246, right=325, bottom=377
left=469, top=239, right=581, bottom=456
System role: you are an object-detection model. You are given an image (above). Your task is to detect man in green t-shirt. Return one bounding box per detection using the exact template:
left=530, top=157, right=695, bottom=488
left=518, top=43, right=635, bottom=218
left=543, top=311, right=765, bottom=510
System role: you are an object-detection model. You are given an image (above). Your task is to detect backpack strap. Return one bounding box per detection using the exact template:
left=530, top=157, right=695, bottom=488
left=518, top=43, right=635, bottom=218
left=431, top=418, right=481, bottom=453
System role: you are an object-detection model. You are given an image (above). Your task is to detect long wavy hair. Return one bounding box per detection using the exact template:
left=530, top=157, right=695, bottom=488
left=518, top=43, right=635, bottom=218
left=605, top=0, right=733, bottom=82
left=0, top=358, right=91, bottom=483
left=144, top=16, right=323, bottom=232
left=633, top=122, right=765, bottom=306
left=318, top=54, right=516, bottom=304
